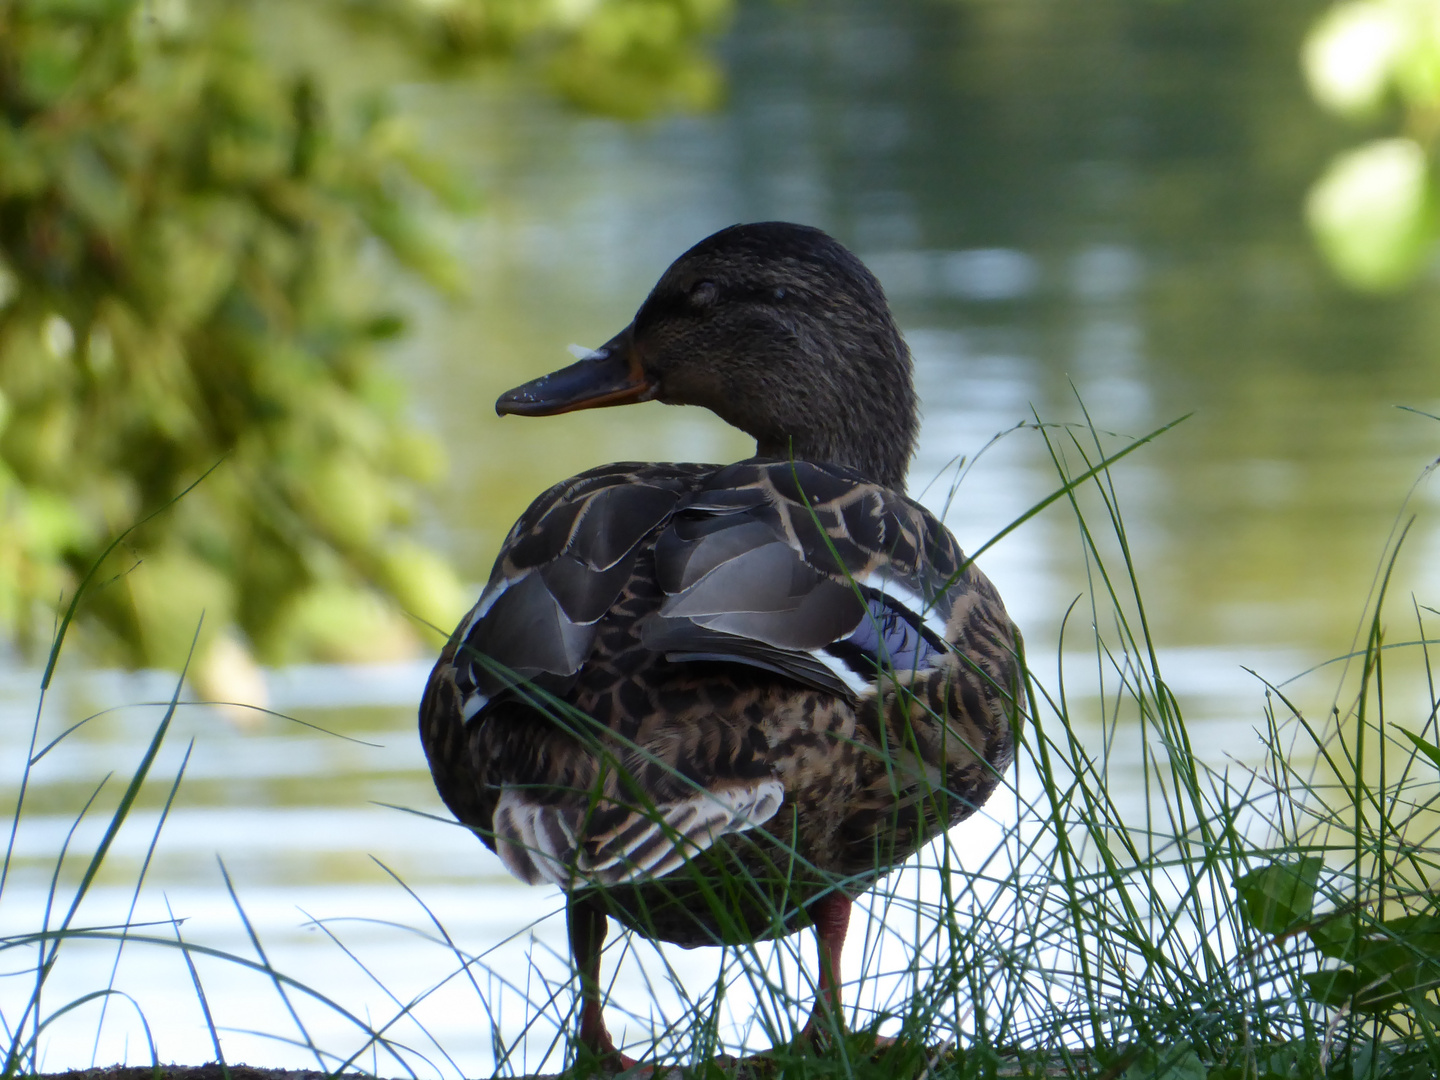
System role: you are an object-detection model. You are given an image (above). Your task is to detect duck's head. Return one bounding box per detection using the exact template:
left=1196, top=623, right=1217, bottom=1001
left=496, top=222, right=918, bottom=488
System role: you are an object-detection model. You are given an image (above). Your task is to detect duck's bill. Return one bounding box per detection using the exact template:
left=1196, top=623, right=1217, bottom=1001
left=495, top=328, right=657, bottom=417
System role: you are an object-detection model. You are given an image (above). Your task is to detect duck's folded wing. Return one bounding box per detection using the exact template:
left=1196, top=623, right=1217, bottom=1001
left=449, top=463, right=712, bottom=713
left=452, top=458, right=983, bottom=718
left=640, top=460, right=974, bottom=700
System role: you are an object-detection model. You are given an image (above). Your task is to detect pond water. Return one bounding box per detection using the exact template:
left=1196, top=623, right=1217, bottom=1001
left=6, top=0, right=1440, bottom=1073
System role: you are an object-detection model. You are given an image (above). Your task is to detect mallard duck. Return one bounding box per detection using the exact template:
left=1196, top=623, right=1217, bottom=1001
left=420, top=222, right=1021, bottom=1065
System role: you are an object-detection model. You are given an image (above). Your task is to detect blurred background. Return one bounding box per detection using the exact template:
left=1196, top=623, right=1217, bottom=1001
left=3, top=0, right=1440, bottom=1072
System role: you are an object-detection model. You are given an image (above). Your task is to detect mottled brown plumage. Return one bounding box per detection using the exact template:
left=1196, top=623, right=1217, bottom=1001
left=419, top=222, right=1022, bottom=1064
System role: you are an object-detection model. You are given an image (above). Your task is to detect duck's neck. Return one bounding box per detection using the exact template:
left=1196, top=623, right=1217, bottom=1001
left=712, top=341, right=919, bottom=489
left=753, top=418, right=914, bottom=490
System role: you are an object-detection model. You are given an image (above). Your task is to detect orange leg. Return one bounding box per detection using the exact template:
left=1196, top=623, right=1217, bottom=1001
left=800, top=892, right=852, bottom=1041
left=567, top=895, right=637, bottom=1069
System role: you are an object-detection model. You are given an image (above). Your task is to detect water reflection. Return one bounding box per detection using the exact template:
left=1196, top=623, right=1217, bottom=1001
left=7, top=0, right=1440, bottom=1072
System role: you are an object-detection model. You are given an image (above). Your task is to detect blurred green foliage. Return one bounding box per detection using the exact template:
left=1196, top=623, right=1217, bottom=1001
left=343, top=0, right=730, bottom=116
left=1303, top=0, right=1440, bottom=290
left=0, top=0, right=727, bottom=675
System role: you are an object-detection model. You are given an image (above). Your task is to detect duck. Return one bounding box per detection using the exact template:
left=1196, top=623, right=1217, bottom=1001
left=419, top=221, right=1022, bottom=1066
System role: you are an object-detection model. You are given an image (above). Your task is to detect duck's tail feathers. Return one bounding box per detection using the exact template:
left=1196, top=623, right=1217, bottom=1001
left=492, top=780, right=785, bottom=889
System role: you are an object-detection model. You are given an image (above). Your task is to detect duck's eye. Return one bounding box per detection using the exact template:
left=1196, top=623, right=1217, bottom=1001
left=689, top=281, right=719, bottom=308
left=772, top=287, right=787, bottom=302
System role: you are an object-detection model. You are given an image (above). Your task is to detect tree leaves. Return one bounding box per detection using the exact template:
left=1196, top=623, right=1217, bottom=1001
left=1303, top=0, right=1440, bottom=291
left=0, top=0, right=729, bottom=671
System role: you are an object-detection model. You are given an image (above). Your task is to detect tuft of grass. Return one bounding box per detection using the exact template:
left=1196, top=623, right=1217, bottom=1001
left=429, top=409, right=1440, bottom=1078
left=0, top=473, right=438, bottom=1076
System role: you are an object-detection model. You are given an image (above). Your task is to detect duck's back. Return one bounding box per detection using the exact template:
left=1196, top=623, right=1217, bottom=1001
left=420, top=459, right=1020, bottom=946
